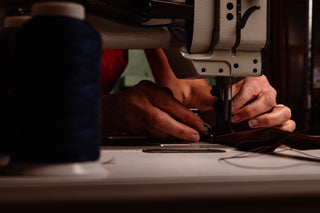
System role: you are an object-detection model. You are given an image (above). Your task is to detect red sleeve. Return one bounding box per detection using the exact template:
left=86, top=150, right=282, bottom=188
left=101, top=49, right=128, bottom=94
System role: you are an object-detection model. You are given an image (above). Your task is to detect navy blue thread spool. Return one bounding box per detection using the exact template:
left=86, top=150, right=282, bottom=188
left=0, top=15, right=31, bottom=167
left=9, top=2, right=105, bottom=174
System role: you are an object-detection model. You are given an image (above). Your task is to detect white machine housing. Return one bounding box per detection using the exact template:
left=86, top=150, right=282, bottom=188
left=164, top=0, right=268, bottom=79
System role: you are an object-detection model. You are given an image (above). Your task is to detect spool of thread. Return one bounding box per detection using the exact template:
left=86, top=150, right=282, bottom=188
left=0, top=14, right=31, bottom=167
left=10, top=2, right=102, bottom=165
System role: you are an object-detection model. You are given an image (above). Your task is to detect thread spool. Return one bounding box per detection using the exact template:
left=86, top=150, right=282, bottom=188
left=6, top=2, right=108, bottom=177
left=0, top=14, right=31, bottom=168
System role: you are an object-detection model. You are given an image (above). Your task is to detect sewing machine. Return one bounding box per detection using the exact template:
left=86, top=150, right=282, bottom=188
left=85, top=0, right=268, bottom=135
left=3, top=1, right=320, bottom=212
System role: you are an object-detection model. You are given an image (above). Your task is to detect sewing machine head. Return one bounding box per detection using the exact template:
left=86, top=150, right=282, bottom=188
left=164, top=0, right=268, bottom=79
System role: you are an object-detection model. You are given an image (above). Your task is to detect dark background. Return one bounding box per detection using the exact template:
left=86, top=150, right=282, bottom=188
left=263, top=0, right=320, bottom=134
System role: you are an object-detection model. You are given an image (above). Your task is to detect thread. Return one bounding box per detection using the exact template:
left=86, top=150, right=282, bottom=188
left=10, top=2, right=102, bottom=163
left=0, top=15, right=31, bottom=155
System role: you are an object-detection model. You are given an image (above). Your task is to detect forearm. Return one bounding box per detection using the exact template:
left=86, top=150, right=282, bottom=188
left=144, top=48, right=214, bottom=108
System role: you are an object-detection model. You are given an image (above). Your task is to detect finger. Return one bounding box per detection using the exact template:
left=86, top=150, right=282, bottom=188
left=158, top=98, right=204, bottom=131
left=144, top=106, right=200, bottom=142
left=145, top=128, right=172, bottom=140
left=231, top=79, right=261, bottom=113
left=274, top=120, right=296, bottom=132
left=232, top=90, right=276, bottom=123
left=248, top=105, right=292, bottom=128
left=141, top=81, right=204, bottom=131
left=231, top=78, right=244, bottom=97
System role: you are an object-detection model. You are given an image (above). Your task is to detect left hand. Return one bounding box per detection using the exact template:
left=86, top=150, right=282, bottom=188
left=231, top=75, right=296, bottom=132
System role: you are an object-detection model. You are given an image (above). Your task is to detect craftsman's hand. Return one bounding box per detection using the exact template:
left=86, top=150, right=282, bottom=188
left=145, top=49, right=215, bottom=111
left=231, top=75, right=296, bottom=132
left=101, top=80, right=203, bottom=142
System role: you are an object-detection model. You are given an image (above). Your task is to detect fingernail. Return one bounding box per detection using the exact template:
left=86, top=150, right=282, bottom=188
left=194, top=121, right=203, bottom=130
left=188, top=133, right=199, bottom=142
left=232, top=114, right=241, bottom=123
left=249, top=119, right=258, bottom=128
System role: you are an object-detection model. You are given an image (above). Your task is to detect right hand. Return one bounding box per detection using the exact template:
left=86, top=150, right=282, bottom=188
left=231, top=75, right=296, bottom=132
left=101, top=80, right=204, bottom=142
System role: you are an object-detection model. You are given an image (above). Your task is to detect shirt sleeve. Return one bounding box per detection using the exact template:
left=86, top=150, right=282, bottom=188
left=101, top=49, right=128, bottom=94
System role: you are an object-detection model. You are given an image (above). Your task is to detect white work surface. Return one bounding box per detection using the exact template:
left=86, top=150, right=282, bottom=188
left=100, top=147, right=320, bottom=181
left=1, top=143, right=320, bottom=212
